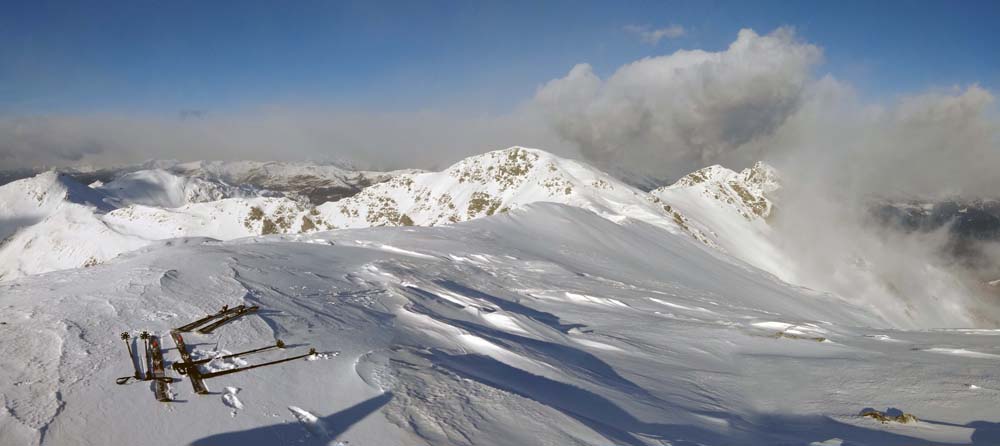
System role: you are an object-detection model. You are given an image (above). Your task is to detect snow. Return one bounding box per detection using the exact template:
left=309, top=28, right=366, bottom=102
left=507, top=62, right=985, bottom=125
left=1, top=148, right=998, bottom=445
left=0, top=203, right=998, bottom=445
left=316, top=146, right=695, bottom=237
left=96, top=169, right=268, bottom=208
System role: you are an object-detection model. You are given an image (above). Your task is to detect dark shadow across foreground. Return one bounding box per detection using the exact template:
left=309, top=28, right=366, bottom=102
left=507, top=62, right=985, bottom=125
left=189, top=392, right=392, bottom=446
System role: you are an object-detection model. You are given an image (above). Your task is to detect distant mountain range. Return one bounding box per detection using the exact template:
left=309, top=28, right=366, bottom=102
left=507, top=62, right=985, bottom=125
left=0, top=147, right=777, bottom=283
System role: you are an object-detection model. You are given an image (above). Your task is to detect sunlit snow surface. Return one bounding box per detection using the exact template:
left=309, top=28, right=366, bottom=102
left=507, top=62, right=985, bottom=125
left=1, top=204, right=998, bottom=446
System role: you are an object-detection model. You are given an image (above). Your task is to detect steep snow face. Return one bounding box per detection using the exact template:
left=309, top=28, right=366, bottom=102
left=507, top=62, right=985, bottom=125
left=171, top=160, right=414, bottom=205
left=0, top=171, right=114, bottom=240
left=0, top=204, right=996, bottom=446
left=650, top=162, right=788, bottom=280
left=97, top=169, right=270, bottom=208
left=317, top=147, right=693, bottom=237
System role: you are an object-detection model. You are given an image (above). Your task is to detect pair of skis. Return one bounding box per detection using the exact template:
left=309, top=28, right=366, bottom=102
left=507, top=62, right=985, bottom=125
left=175, top=304, right=259, bottom=334
left=171, top=332, right=315, bottom=394
left=116, top=331, right=172, bottom=402
left=170, top=304, right=313, bottom=395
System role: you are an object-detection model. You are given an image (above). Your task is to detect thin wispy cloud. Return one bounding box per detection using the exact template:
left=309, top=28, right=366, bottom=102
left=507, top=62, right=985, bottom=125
left=624, top=24, right=686, bottom=44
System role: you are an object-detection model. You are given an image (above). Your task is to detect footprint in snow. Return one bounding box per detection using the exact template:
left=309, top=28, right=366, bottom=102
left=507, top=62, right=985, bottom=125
left=222, top=387, right=243, bottom=416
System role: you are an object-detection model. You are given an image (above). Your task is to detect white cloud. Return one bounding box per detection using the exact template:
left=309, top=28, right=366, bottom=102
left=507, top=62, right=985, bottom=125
left=533, top=27, right=1000, bottom=325
left=624, top=24, right=686, bottom=44
left=535, top=27, right=821, bottom=184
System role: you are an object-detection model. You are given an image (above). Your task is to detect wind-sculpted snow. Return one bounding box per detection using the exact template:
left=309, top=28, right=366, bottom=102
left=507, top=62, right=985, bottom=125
left=0, top=204, right=997, bottom=446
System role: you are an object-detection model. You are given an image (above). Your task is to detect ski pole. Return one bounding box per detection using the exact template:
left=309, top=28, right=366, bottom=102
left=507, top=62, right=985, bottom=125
left=121, top=332, right=142, bottom=379
left=172, top=340, right=286, bottom=374
left=116, top=332, right=144, bottom=385
left=140, top=331, right=152, bottom=380
left=198, top=348, right=317, bottom=379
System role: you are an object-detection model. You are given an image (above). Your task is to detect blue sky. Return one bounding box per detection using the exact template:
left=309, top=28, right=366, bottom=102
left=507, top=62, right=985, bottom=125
left=2, top=0, right=998, bottom=115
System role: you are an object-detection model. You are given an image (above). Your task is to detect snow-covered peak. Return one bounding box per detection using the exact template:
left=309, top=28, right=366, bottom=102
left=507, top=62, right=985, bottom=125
left=0, top=171, right=114, bottom=241
left=660, top=161, right=779, bottom=221
left=317, top=146, right=691, bottom=235
left=0, top=170, right=114, bottom=213
left=96, top=169, right=271, bottom=208
left=651, top=161, right=787, bottom=282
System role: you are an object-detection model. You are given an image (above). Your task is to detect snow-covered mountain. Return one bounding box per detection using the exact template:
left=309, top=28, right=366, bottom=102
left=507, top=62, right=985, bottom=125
left=0, top=170, right=326, bottom=281
left=169, top=160, right=418, bottom=205
left=1, top=203, right=996, bottom=446
left=316, top=147, right=708, bottom=239
left=0, top=171, right=115, bottom=241
left=1, top=147, right=742, bottom=281
left=0, top=147, right=985, bottom=328
left=650, top=162, right=790, bottom=280
left=96, top=169, right=274, bottom=208
left=0, top=159, right=411, bottom=205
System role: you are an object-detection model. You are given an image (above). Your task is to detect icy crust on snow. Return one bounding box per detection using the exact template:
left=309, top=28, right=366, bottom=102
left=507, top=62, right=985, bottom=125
left=0, top=204, right=997, bottom=446
left=316, top=147, right=700, bottom=237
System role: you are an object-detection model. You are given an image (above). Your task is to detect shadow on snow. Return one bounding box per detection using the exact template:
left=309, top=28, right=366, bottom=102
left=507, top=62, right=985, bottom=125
left=188, top=392, right=393, bottom=446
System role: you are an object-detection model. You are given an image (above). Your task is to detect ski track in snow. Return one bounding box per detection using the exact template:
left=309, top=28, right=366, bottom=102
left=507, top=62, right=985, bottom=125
left=921, top=347, right=1000, bottom=359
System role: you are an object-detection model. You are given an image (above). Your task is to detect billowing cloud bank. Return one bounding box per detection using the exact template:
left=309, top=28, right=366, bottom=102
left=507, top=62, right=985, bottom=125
left=533, top=28, right=999, bottom=198
left=534, top=28, right=822, bottom=184
left=535, top=28, right=1000, bottom=326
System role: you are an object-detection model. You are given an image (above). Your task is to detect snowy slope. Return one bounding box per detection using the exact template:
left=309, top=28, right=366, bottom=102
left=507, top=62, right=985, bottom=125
left=0, top=171, right=114, bottom=240
left=103, top=197, right=327, bottom=240
left=0, top=203, right=997, bottom=446
left=650, top=162, right=789, bottom=280
left=96, top=169, right=271, bottom=208
left=0, top=170, right=339, bottom=281
left=0, top=195, right=327, bottom=281
left=0, top=205, right=150, bottom=281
